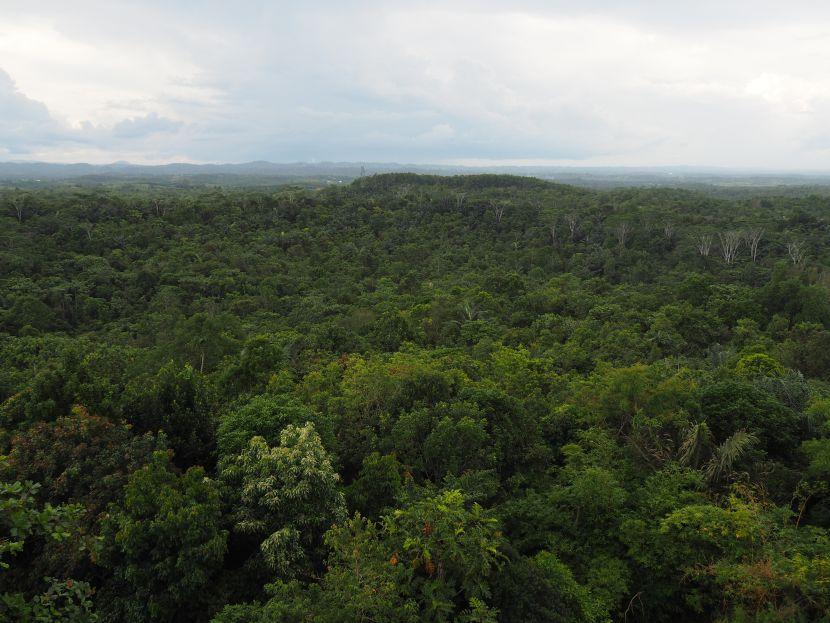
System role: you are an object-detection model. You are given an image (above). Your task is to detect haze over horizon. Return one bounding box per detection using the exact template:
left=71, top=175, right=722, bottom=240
left=4, top=1, right=830, bottom=169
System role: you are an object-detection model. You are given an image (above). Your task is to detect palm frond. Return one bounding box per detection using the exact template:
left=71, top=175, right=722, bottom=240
left=678, top=422, right=713, bottom=469
left=705, top=430, right=758, bottom=483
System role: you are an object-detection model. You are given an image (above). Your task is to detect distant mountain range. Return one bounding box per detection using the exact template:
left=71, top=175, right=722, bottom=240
left=3, top=160, right=830, bottom=191
left=0, top=160, right=375, bottom=180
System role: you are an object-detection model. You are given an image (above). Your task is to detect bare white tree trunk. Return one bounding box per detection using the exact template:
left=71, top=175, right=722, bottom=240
left=615, top=222, right=632, bottom=247
left=744, top=227, right=764, bottom=262
left=696, top=233, right=713, bottom=257
left=718, top=230, right=742, bottom=264
left=565, top=214, right=579, bottom=241
left=12, top=195, right=24, bottom=222
left=394, top=185, right=411, bottom=199
left=787, top=240, right=806, bottom=265
left=493, top=203, right=505, bottom=224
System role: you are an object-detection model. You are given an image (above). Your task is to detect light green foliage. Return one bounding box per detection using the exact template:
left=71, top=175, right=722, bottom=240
left=384, top=489, right=505, bottom=605
left=619, top=466, right=706, bottom=618
left=209, top=581, right=313, bottom=623
left=805, top=397, right=830, bottom=436
left=661, top=489, right=830, bottom=620
left=802, top=438, right=830, bottom=477
left=314, top=514, right=420, bottom=623
left=219, top=423, right=346, bottom=576
left=215, top=394, right=316, bottom=463
left=734, top=353, right=786, bottom=379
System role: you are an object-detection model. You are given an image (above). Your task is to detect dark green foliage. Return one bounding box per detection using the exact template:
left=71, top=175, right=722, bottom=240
left=3, top=408, right=160, bottom=518
left=491, top=549, right=592, bottom=623
left=1, top=461, right=97, bottom=621
left=700, top=378, right=802, bottom=458
left=1, top=408, right=161, bottom=589
left=346, top=451, right=403, bottom=519
left=782, top=322, right=830, bottom=380
left=2, top=176, right=830, bottom=622
left=98, top=452, right=227, bottom=623
left=122, top=362, right=215, bottom=469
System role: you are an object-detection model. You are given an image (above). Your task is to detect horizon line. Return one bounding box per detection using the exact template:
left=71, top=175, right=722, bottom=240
left=5, top=160, right=830, bottom=175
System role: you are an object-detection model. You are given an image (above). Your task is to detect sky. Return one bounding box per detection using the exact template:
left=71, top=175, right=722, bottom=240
left=3, top=1, right=830, bottom=168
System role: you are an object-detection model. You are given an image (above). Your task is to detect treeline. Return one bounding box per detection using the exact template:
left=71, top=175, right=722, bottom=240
left=1, top=175, right=830, bottom=622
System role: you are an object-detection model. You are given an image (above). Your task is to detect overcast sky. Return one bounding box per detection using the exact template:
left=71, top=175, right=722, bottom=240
left=3, top=1, right=830, bottom=168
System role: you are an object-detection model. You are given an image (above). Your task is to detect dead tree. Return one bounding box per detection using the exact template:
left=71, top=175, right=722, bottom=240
left=549, top=222, right=559, bottom=247
left=696, top=234, right=713, bottom=257
left=393, top=185, right=410, bottom=200
left=718, top=230, right=742, bottom=264
left=11, top=193, right=25, bottom=222
left=152, top=199, right=170, bottom=217
left=615, top=222, right=632, bottom=248
left=492, top=202, right=506, bottom=224
left=456, top=193, right=466, bottom=209
left=565, top=214, right=580, bottom=241
left=787, top=240, right=807, bottom=266
left=744, top=227, right=764, bottom=262
left=662, top=221, right=675, bottom=241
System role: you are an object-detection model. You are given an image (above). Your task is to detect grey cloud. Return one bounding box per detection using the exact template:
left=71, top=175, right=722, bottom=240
left=3, top=2, right=830, bottom=166
left=0, top=69, right=65, bottom=155
left=0, top=67, right=191, bottom=160
left=0, top=69, right=51, bottom=123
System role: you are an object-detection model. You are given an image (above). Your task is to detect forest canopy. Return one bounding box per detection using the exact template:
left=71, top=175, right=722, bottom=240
left=2, top=174, right=830, bottom=622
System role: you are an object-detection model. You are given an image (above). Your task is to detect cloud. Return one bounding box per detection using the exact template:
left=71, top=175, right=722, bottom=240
left=112, top=113, right=183, bottom=139
left=1, top=2, right=830, bottom=166
left=0, top=68, right=65, bottom=155
left=0, top=67, right=188, bottom=162
left=0, top=68, right=50, bottom=123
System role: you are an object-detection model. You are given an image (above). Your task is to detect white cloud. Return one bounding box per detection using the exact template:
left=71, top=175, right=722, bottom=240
left=1, top=1, right=830, bottom=167
left=416, top=124, right=455, bottom=143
